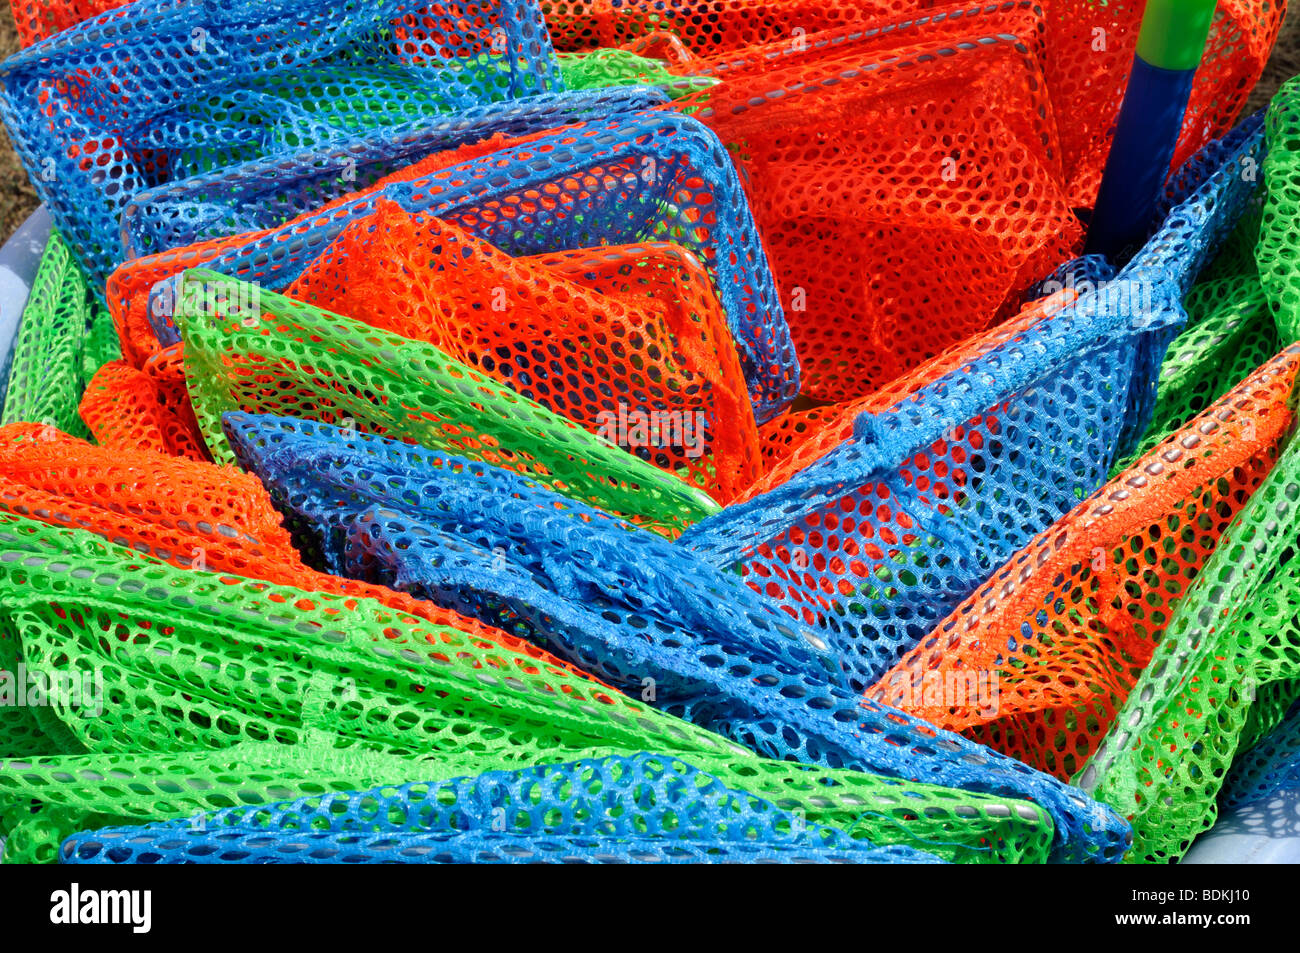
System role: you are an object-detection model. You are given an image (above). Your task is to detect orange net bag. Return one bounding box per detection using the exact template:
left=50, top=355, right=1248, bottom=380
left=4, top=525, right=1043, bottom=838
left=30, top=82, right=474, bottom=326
left=1044, top=0, right=1285, bottom=206
left=669, top=4, right=1080, bottom=402
left=0, top=421, right=619, bottom=678
left=284, top=200, right=761, bottom=503
left=541, top=0, right=918, bottom=55
left=543, top=1, right=1283, bottom=211
left=866, top=342, right=1300, bottom=781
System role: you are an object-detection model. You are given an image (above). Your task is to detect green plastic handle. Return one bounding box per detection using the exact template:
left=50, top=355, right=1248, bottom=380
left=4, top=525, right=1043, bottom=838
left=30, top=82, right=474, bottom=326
left=1135, top=0, right=1219, bottom=72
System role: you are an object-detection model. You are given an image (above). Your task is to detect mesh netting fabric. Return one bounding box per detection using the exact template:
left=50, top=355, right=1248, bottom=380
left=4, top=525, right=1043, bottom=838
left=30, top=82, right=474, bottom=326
left=112, top=109, right=798, bottom=423
left=281, top=201, right=762, bottom=504
left=1217, top=703, right=1300, bottom=813
left=671, top=4, right=1078, bottom=402
left=1042, top=0, right=1283, bottom=207
left=867, top=344, right=1300, bottom=781
left=0, top=466, right=1069, bottom=864
left=753, top=287, right=1082, bottom=483
left=0, top=0, right=564, bottom=287
left=1074, top=414, right=1300, bottom=862
left=118, top=88, right=665, bottom=262
left=557, top=47, right=716, bottom=98
left=676, top=118, right=1264, bottom=699
left=0, top=745, right=1063, bottom=865
left=544, top=0, right=1282, bottom=210
left=0, top=745, right=442, bottom=865
left=0, top=511, right=744, bottom=763
left=542, top=0, right=916, bottom=55
left=0, top=421, right=640, bottom=670
left=1, top=232, right=120, bottom=441
left=1112, top=275, right=1278, bottom=475
left=169, top=269, right=720, bottom=535
left=9, top=0, right=127, bottom=46
left=1258, top=75, right=1300, bottom=342
left=221, top=411, right=1131, bottom=862
left=78, top=355, right=208, bottom=461
left=58, top=754, right=944, bottom=864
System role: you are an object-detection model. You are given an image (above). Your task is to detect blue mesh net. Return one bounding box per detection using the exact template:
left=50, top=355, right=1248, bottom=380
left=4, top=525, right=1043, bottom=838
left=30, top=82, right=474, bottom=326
left=59, top=753, right=943, bottom=864
left=675, top=117, right=1267, bottom=695
left=222, top=411, right=1130, bottom=863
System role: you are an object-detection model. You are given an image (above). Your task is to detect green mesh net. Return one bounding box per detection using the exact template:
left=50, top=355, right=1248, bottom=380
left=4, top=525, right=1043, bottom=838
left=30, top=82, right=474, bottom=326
left=1077, top=427, right=1300, bottom=861
left=1076, top=83, right=1300, bottom=857
left=1113, top=275, right=1279, bottom=473
left=0, top=511, right=1064, bottom=864
left=1, top=231, right=121, bottom=440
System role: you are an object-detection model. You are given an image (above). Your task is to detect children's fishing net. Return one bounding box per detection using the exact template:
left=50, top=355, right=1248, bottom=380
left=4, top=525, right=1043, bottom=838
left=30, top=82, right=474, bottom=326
left=168, top=269, right=720, bottom=535
left=1073, top=414, right=1300, bottom=862
left=1112, top=274, right=1278, bottom=475
left=0, top=0, right=564, bottom=287
left=0, top=510, right=739, bottom=762
left=58, top=754, right=943, bottom=864
left=0, top=455, right=1079, bottom=865
left=0, top=0, right=1293, bottom=871
left=281, top=202, right=762, bottom=504
left=867, top=344, right=1300, bottom=781
left=2, top=744, right=1065, bottom=865
left=545, top=0, right=1281, bottom=210
left=1066, top=86, right=1300, bottom=865
left=118, top=87, right=665, bottom=262
left=220, top=411, right=1131, bottom=862
left=676, top=119, right=1263, bottom=700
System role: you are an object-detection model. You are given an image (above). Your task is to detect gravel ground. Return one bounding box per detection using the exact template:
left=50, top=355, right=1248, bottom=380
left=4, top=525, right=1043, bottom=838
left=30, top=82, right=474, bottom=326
left=0, top=4, right=37, bottom=240
left=0, top=6, right=1297, bottom=241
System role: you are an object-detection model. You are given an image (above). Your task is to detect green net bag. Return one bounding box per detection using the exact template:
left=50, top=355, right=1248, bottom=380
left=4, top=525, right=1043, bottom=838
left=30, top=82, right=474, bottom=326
left=0, top=513, right=735, bottom=763
left=1258, top=75, right=1300, bottom=342
left=557, top=47, right=716, bottom=99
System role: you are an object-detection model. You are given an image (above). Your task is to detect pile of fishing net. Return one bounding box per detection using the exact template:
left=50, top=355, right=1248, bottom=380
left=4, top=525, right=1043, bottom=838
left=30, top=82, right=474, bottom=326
left=0, top=0, right=1299, bottom=866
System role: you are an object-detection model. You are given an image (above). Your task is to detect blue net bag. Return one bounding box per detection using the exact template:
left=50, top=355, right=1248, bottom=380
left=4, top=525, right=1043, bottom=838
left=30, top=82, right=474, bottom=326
left=119, top=86, right=666, bottom=259
left=58, top=753, right=943, bottom=864
left=675, top=116, right=1267, bottom=695
left=221, top=411, right=1130, bottom=862
left=0, top=0, right=563, bottom=288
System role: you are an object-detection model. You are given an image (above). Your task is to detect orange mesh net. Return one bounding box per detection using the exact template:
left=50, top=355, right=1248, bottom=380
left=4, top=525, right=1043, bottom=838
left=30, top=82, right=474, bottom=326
left=544, top=1, right=1283, bottom=211
left=866, top=343, right=1300, bottom=781
left=8, top=0, right=126, bottom=46
left=284, top=200, right=761, bottom=503
left=79, top=351, right=209, bottom=461
left=542, top=0, right=918, bottom=55
left=753, top=288, right=1079, bottom=489
left=670, top=4, right=1081, bottom=402
left=1045, top=0, right=1285, bottom=206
